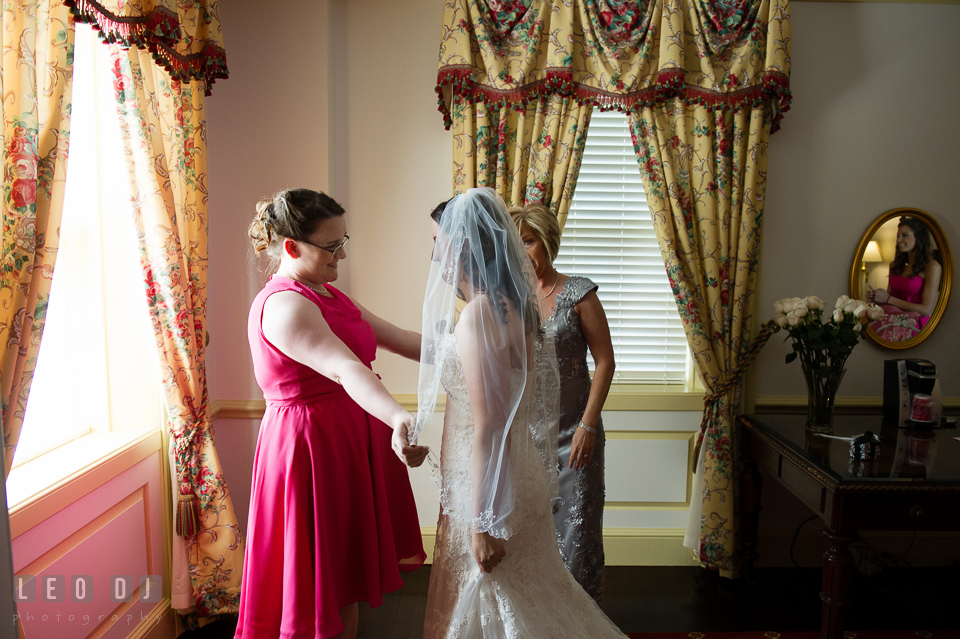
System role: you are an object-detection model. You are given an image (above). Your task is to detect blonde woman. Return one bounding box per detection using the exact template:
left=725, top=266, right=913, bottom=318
left=510, top=203, right=615, bottom=605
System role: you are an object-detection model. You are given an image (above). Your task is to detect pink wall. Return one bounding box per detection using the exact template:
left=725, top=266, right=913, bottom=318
left=12, top=454, right=165, bottom=639
left=205, top=0, right=333, bottom=404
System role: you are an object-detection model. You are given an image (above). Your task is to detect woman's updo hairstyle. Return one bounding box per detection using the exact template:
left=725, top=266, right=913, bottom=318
left=430, top=198, right=451, bottom=223
left=249, top=188, right=345, bottom=269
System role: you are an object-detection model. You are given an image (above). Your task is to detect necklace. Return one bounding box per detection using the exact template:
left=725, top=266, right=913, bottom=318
left=537, top=271, right=559, bottom=300
left=300, top=281, right=331, bottom=297
left=277, top=274, right=331, bottom=297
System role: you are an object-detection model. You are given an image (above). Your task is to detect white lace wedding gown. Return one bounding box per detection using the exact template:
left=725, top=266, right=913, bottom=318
left=423, top=335, right=626, bottom=639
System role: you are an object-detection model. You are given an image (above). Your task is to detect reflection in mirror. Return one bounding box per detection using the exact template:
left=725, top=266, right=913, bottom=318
left=850, top=208, right=953, bottom=349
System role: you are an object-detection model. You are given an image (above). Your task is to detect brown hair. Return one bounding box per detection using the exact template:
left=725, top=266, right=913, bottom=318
left=248, top=188, right=345, bottom=270
left=890, top=216, right=934, bottom=276
left=508, top=203, right=561, bottom=262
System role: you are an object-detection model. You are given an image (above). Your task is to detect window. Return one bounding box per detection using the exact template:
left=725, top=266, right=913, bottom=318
left=554, top=111, right=689, bottom=384
left=11, top=26, right=159, bottom=475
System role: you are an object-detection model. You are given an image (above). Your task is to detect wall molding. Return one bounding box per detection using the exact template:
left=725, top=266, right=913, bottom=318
left=209, top=399, right=267, bottom=420
left=131, top=599, right=172, bottom=639
left=210, top=396, right=447, bottom=420
left=9, top=430, right=163, bottom=538
left=213, top=394, right=960, bottom=421
left=418, top=526, right=702, bottom=566
left=420, top=527, right=960, bottom=568
left=210, top=390, right=710, bottom=421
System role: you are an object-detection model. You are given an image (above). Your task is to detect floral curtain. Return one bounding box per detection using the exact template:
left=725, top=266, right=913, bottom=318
left=438, top=0, right=791, bottom=575
left=66, top=0, right=239, bottom=615
left=1, top=0, right=75, bottom=475
left=631, top=102, right=773, bottom=575
left=108, top=44, right=240, bottom=616
left=65, top=0, right=227, bottom=94
left=450, top=96, right=591, bottom=223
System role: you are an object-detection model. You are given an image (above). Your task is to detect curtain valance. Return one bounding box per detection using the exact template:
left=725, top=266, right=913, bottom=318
left=437, top=0, right=791, bottom=131
left=65, top=0, right=228, bottom=94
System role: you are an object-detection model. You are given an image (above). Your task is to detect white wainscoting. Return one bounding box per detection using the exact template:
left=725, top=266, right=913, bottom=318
left=211, top=400, right=704, bottom=567
left=406, top=409, right=703, bottom=566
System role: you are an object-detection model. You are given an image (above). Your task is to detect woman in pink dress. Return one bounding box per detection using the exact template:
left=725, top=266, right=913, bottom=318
left=236, top=188, right=428, bottom=639
left=867, top=216, right=942, bottom=341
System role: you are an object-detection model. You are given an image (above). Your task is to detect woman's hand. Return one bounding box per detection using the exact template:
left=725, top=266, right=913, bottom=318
left=569, top=423, right=596, bottom=470
left=471, top=530, right=506, bottom=573
left=873, top=288, right=890, bottom=304
left=391, top=419, right=429, bottom=468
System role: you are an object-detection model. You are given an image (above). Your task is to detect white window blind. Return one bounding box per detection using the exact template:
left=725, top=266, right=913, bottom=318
left=554, top=111, right=688, bottom=383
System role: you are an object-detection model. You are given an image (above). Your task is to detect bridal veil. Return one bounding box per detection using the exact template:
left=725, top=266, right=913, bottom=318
left=412, top=187, right=560, bottom=538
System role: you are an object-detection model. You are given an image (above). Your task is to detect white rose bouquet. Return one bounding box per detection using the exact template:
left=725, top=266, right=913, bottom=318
left=772, top=295, right=883, bottom=430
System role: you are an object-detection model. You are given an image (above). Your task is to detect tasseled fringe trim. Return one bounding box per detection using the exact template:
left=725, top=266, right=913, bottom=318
left=176, top=483, right=202, bottom=537
left=435, top=66, right=792, bottom=133
left=65, top=0, right=229, bottom=95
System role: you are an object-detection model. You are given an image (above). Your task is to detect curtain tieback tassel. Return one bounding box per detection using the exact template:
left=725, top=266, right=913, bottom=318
left=693, top=320, right=778, bottom=462
left=176, top=483, right=201, bottom=537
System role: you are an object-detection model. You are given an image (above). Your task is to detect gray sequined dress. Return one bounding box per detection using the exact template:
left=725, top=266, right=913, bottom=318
left=546, top=275, right=605, bottom=605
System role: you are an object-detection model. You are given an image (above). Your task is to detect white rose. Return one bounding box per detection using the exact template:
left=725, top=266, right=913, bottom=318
left=794, top=305, right=808, bottom=318
left=866, top=304, right=884, bottom=321
left=787, top=312, right=801, bottom=326
left=805, top=296, right=826, bottom=312
left=781, top=298, right=795, bottom=313
left=853, top=321, right=863, bottom=333
left=833, top=308, right=844, bottom=323
left=843, top=300, right=860, bottom=314
left=851, top=303, right=867, bottom=319
left=835, top=295, right=851, bottom=310
left=773, top=314, right=788, bottom=328
left=773, top=300, right=784, bottom=315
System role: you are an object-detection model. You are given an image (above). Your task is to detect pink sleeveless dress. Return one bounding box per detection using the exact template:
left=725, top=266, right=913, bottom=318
left=236, top=276, right=425, bottom=639
left=870, top=273, right=929, bottom=341
left=886, top=273, right=929, bottom=328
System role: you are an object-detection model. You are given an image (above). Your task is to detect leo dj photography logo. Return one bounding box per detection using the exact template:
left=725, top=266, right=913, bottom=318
left=14, top=574, right=162, bottom=604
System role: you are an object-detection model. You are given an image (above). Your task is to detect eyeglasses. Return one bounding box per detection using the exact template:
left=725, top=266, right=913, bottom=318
left=300, top=234, right=349, bottom=255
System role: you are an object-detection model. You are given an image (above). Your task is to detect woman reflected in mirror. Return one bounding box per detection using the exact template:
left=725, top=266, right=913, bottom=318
left=866, top=216, right=942, bottom=340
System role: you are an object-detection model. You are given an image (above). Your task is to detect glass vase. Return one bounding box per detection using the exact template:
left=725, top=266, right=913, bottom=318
left=801, top=363, right=846, bottom=433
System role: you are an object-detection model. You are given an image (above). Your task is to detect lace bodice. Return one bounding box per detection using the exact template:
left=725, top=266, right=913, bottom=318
left=435, top=334, right=544, bottom=540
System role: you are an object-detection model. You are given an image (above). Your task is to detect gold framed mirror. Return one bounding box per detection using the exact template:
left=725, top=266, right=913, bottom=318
left=849, top=207, right=952, bottom=348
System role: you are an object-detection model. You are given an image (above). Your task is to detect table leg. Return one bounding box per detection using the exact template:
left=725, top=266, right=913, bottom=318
left=820, top=527, right=856, bottom=639
left=740, top=456, right=762, bottom=582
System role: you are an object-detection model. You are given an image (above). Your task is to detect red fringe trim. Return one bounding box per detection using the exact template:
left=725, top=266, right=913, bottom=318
left=436, top=67, right=792, bottom=133
left=66, top=0, right=229, bottom=95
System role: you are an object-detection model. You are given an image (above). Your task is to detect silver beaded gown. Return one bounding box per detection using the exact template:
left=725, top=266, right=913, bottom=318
left=545, top=275, right=606, bottom=605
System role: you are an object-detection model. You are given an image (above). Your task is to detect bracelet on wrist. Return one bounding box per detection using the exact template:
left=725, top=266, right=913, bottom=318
left=577, top=421, right=596, bottom=435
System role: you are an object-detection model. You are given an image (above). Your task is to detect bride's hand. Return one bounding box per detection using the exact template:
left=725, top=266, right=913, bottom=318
left=471, top=531, right=506, bottom=573
left=391, top=419, right=429, bottom=468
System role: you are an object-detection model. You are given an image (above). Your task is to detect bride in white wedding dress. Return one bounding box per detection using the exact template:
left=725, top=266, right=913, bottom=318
left=411, top=188, right=626, bottom=639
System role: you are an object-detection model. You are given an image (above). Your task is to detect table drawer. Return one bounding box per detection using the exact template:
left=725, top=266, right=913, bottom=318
left=857, top=495, right=960, bottom=530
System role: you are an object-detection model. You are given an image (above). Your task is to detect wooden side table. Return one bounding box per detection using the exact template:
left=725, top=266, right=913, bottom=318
left=738, top=413, right=960, bottom=639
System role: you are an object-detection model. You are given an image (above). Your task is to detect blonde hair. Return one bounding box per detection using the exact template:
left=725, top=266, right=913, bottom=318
left=509, top=203, right=561, bottom=262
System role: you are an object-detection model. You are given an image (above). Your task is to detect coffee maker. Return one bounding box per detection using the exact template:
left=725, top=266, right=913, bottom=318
left=883, top=359, right=942, bottom=428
